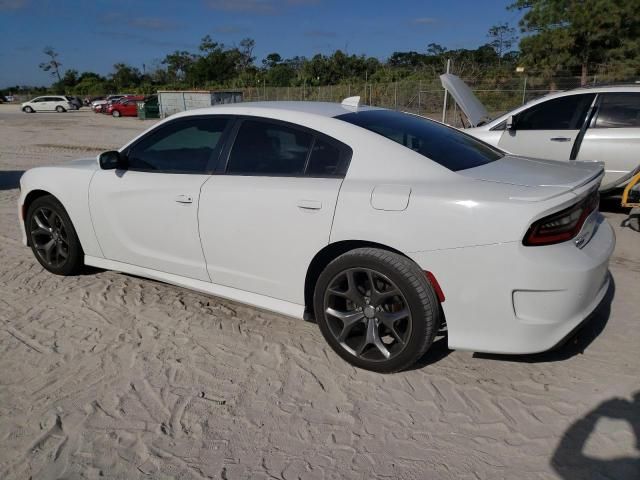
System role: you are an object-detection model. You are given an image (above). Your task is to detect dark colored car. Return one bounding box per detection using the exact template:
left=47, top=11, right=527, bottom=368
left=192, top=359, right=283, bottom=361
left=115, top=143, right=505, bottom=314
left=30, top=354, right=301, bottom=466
left=67, top=96, right=83, bottom=110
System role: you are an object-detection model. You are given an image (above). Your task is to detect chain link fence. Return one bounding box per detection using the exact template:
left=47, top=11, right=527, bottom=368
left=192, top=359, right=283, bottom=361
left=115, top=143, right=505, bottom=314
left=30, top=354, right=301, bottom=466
left=240, top=63, right=639, bottom=126
left=7, top=61, right=637, bottom=125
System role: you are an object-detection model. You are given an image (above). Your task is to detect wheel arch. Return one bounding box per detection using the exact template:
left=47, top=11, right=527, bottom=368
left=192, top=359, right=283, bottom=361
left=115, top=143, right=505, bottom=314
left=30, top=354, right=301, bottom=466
left=22, top=190, right=71, bottom=247
left=304, top=240, right=409, bottom=318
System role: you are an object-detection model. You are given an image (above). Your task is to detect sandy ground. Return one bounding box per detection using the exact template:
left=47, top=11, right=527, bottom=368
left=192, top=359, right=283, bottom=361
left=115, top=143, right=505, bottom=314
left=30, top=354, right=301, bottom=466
left=0, top=104, right=638, bottom=480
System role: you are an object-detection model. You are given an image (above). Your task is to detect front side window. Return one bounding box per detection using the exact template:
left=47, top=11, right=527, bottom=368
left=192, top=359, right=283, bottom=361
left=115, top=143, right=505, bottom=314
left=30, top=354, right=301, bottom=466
left=127, top=117, right=229, bottom=173
left=515, top=94, right=595, bottom=130
left=226, top=119, right=313, bottom=175
left=337, top=109, right=502, bottom=171
left=595, top=93, right=640, bottom=128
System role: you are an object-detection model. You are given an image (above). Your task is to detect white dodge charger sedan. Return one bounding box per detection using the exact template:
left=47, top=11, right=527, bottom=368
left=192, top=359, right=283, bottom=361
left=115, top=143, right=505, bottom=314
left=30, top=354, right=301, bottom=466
left=18, top=98, right=614, bottom=372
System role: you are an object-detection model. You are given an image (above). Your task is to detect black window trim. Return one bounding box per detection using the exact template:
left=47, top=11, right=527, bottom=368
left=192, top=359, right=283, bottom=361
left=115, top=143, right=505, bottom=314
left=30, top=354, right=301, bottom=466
left=121, top=114, right=235, bottom=175
left=570, top=93, right=600, bottom=160
left=218, top=115, right=353, bottom=179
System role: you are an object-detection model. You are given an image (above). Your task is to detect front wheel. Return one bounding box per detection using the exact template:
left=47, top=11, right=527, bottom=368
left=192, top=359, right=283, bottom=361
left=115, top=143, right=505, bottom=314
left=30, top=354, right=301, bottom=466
left=314, top=248, right=442, bottom=373
left=23, top=106, right=34, bottom=113
left=26, top=195, right=84, bottom=275
left=55, top=105, right=66, bottom=113
left=112, top=110, right=121, bottom=117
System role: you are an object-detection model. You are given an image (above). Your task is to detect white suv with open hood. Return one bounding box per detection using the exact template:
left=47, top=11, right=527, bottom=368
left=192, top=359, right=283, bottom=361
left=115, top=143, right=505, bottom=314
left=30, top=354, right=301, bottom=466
left=441, top=74, right=640, bottom=192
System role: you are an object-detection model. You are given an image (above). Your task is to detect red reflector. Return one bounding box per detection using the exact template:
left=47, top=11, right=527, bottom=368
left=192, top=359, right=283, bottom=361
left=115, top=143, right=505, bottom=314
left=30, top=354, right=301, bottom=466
left=425, top=271, right=445, bottom=303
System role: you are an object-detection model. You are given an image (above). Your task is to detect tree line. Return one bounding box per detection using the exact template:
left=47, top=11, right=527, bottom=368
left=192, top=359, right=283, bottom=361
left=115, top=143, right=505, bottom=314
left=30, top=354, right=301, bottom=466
left=3, top=0, right=639, bottom=97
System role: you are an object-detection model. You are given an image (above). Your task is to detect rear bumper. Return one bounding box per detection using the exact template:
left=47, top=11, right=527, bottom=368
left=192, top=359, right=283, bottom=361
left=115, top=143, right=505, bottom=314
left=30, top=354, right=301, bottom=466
left=410, top=214, right=615, bottom=354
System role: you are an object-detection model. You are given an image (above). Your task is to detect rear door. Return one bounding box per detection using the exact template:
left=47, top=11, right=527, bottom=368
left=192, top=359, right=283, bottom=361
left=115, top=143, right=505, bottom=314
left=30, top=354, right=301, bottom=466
left=577, top=92, right=640, bottom=188
left=199, top=117, right=351, bottom=304
left=498, top=93, right=596, bottom=161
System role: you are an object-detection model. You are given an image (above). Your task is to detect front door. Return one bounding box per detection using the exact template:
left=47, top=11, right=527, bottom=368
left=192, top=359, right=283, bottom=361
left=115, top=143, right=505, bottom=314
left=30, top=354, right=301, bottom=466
left=199, top=118, right=350, bottom=304
left=89, top=116, right=231, bottom=281
left=498, top=93, right=596, bottom=161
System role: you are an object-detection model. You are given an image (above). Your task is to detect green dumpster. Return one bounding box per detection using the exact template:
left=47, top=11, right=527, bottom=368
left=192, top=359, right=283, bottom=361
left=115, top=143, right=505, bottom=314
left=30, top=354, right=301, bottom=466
left=137, top=95, right=160, bottom=120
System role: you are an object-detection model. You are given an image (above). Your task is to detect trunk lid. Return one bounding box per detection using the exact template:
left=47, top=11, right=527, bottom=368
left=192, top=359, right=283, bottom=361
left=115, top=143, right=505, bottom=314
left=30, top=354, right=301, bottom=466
left=440, top=73, right=491, bottom=127
left=458, top=155, right=604, bottom=201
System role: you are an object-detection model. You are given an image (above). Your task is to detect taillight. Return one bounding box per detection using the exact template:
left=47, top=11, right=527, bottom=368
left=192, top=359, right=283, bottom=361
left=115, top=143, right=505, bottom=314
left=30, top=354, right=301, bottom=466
left=523, top=191, right=599, bottom=246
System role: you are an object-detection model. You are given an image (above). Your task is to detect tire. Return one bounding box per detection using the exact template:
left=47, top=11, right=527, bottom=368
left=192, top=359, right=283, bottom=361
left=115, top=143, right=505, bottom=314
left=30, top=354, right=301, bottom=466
left=313, top=248, right=441, bottom=373
left=55, top=105, right=66, bottom=113
left=112, top=110, right=121, bottom=117
left=23, top=106, right=34, bottom=113
left=26, top=195, right=84, bottom=275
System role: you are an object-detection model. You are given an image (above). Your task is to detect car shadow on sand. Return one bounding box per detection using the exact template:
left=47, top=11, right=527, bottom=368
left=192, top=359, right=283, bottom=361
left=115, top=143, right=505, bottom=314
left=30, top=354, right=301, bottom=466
left=473, top=273, right=615, bottom=364
left=408, top=334, right=453, bottom=369
left=551, top=390, right=640, bottom=479
left=0, top=170, right=24, bottom=190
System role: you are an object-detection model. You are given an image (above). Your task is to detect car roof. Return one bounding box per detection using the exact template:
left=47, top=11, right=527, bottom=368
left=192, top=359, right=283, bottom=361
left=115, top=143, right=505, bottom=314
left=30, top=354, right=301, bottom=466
left=172, top=101, right=383, bottom=120
left=534, top=84, right=640, bottom=99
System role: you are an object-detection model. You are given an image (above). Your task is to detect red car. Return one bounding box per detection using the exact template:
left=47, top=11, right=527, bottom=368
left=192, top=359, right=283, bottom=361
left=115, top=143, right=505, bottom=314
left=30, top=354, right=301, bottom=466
left=106, top=96, right=145, bottom=117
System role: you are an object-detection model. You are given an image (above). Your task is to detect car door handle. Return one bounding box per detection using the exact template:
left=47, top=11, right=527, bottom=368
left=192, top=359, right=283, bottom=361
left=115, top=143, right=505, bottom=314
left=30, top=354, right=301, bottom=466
left=550, top=137, right=572, bottom=142
left=297, top=200, right=322, bottom=210
left=174, top=194, right=193, bottom=204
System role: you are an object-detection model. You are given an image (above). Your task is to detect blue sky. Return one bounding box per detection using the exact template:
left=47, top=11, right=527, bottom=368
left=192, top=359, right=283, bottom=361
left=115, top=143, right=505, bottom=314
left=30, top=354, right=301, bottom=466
left=0, top=0, right=520, bottom=88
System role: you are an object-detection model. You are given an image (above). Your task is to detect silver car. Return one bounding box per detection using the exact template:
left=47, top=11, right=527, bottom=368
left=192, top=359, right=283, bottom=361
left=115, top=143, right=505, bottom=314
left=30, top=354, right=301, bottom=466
left=441, top=74, right=640, bottom=192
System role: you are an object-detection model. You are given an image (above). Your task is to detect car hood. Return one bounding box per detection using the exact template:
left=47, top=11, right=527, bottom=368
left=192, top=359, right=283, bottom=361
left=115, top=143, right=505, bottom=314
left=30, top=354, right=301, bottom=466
left=458, top=155, right=604, bottom=200
left=440, top=73, right=492, bottom=127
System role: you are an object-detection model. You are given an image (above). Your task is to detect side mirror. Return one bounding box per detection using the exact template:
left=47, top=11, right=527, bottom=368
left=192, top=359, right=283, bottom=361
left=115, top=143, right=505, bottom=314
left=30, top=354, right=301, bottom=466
left=98, top=150, right=126, bottom=170
left=506, top=115, right=516, bottom=131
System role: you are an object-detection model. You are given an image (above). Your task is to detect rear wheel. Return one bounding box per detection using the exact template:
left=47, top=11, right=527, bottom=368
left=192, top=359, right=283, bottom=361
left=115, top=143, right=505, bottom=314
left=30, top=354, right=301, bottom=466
left=55, top=105, right=66, bottom=113
left=26, top=195, right=84, bottom=275
left=314, top=248, right=441, bottom=373
left=23, top=106, right=34, bottom=113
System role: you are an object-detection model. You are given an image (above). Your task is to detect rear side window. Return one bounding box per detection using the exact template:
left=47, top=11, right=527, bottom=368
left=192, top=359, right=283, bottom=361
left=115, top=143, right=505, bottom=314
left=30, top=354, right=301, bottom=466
left=127, top=117, right=228, bottom=173
left=595, top=93, right=640, bottom=128
left=307, top=138, right=343, bottom=176
left=337, top=110, right=502, bottom=171
left=227, top=120, right=313, bottom=175
left=515, top=94, right=595, bottom=130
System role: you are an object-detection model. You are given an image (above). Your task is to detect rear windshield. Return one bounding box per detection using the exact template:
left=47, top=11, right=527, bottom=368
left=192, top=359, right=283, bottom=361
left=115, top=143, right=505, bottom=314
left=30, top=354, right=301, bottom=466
left=336, top=110, right=503, bottom=171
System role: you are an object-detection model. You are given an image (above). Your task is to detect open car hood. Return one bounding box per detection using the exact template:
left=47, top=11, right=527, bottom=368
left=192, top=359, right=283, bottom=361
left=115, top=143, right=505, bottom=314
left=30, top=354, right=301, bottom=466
left=440, top=73, right=491, bottom=127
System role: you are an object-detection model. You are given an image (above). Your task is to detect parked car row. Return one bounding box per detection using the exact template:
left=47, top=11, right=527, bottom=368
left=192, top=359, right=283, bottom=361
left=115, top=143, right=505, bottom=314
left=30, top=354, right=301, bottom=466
left=19, top=93, right=159, bottom=119
left=91, top=94, right=159, bottom=118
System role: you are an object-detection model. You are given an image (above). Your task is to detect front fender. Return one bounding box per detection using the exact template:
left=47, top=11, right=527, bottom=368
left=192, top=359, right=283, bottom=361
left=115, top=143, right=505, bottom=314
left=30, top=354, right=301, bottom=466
left=19, top=166, right=103, bottom=258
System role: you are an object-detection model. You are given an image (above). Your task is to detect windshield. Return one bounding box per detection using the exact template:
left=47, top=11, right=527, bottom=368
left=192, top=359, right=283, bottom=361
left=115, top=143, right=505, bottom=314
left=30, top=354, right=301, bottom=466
left=336, top=110, right=503, bottom=171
